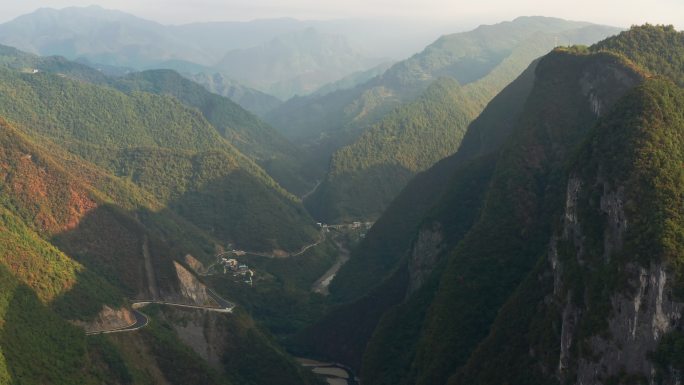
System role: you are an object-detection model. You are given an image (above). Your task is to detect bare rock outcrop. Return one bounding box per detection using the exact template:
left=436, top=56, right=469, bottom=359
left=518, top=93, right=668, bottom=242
left=407, top=222, right=444, bottom=296
left=173, top=261, right=213, bottom=306
left=74, top=305, right=136, bottom=334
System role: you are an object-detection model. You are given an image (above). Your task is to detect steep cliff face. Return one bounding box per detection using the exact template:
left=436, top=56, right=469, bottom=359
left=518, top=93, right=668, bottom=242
left=552, top=178, right=684, bottom=384
left=406, top=224, right=444, bottom=296
left=551, top=79, right=684, bottom=384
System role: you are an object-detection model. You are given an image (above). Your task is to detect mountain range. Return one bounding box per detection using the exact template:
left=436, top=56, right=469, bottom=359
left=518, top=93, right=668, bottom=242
left=298, top=24, right=684, bottom=385
left=0, top=34, right=332, bottom=383
left=0, top=6, right=397, bottom=99
left=0, top=7, right=682, bottom=385
left=276, top=16, right=622, bottom=222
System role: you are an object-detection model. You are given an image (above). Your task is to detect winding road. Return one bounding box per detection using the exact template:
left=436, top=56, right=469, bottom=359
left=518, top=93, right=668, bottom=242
left=300, top=180, right=322, bottom=201
left=239, top=231, right=326, bottom=259
left=86, top=291, right=235, bottom=336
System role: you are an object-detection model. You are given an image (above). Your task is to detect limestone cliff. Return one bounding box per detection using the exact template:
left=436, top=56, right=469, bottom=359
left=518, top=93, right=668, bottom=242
left=552, top=176, right=684, bottom=384
left=406, top=223, right=444, bottom=296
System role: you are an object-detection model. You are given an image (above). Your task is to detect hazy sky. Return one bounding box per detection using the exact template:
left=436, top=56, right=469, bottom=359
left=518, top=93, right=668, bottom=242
left=0, top=0, right=682, bottom=28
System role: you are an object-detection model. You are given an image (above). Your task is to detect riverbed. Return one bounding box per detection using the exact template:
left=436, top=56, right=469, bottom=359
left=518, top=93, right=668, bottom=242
left=297, top=358, right=359, bottom=385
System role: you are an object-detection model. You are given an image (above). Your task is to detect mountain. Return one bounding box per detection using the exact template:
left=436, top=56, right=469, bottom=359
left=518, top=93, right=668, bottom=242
left=297, top=25, right=684, bottom=385
left=0, top=44, right=319, bottom=195
left=215, top=28, right=386, bottom=99
left=0, top=43, right=109, bottom=83
left=304, top=77, right=482, bottom=222
left=0, top=46, right=327, bottom=384
left=186, top=72, right=283, bottom=116
left=267, top=17, right=620, bottom=143
left=0, top=7, right=390, bottom=102
left=279, top=16, right=622, bottom=222
left=452, top=76, right=684, bottom=385
left=112, top=69, right=316, bottom=194
left=0, top=6, right=215, bottom=68
left=0, top=63, right=318, bottom=252
left=0, top=117, right=323, bottom=385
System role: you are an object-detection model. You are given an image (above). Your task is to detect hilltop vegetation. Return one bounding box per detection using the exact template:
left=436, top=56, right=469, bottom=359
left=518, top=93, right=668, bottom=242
left=592, top=24, right=684, bottom=86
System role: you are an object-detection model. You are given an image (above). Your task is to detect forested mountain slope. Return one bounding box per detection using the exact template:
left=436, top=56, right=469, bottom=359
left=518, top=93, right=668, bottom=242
left=0, top=64, right=318, bottom=252
left=114, top=69, right=316, bottom=194
left=299, top=25, right=684, bottom=385
left=0, top=118, right=324, bottom=385
left=281, top=17, right=621, bottom=221
left=304, top=77, right=481, bottom=221
left=266, top=17, right=619, bottom=151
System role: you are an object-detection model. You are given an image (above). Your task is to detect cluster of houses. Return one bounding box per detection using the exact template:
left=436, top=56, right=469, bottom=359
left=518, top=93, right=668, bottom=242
left=219, top=257, right=253, bottom=285
left=316, top=221, right=372, bottom=238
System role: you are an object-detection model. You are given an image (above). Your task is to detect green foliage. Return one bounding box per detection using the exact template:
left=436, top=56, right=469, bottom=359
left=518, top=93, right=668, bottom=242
left=0, top=44, right=109, bottom=84
left=266, top=17, right=619, bottom=192
left=306, top=78, right=480, bottom=221
left=569, top=78, right=684, bottom=319
left=217, top=309, right=325, bottom=385
left=591, top=24, right=684, bottom=86
left=0, top=264, right=103, bottom=385
left=86, top=335, right=134, bottom=385
left=443, top=63, right=684, bottom=385
left=294, top=264, right=410, bottom=370
left=0, top=205, right=123, bottom=320
left=447, top=258, right=560, bottom=385
left=405, top=49, right=641, bottom=385
left=651, top=331, right=684, bottom=375
left=357, top=154, right=497, bottom=384
left=81, top=146, right=318, bottom=251
left=113, top=69, right=314, bottom=194
left=0, top=65, right=318, bottom=252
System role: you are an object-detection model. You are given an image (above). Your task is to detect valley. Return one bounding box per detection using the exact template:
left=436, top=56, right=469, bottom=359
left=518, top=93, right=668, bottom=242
left=0, top=4, right=682, bottom=385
